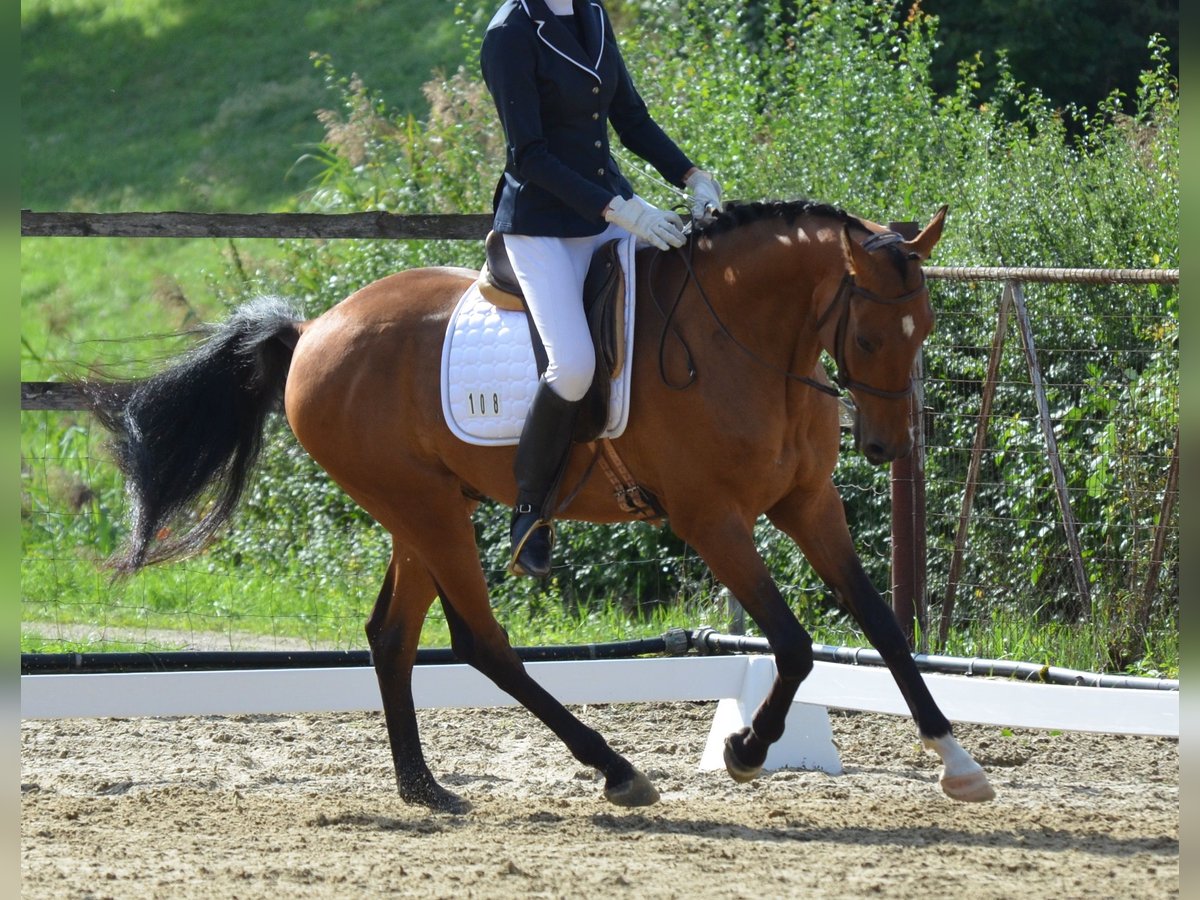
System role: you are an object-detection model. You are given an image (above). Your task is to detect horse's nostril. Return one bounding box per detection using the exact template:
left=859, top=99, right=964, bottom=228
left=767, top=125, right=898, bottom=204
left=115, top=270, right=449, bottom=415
left=865, top=442, right=891, bottom=464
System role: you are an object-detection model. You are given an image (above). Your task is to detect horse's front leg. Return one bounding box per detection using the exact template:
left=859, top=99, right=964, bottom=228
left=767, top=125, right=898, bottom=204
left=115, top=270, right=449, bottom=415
left=673, top=511, right=816, bottom=782
left=767, top=483, right=995, bottom=802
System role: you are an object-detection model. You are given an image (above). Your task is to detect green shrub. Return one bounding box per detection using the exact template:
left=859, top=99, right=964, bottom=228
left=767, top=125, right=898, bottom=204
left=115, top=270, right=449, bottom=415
left=24, top=0, right=1177, bottom=672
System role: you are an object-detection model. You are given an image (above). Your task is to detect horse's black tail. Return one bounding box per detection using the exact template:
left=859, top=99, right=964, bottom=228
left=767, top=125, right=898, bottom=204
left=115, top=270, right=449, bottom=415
left=82, top=296, right=304, bottom=574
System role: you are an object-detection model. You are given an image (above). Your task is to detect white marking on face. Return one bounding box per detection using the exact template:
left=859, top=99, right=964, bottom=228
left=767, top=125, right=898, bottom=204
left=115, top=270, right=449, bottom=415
left=724, top=266, right=737, bottom=285
left=901, top=314, right=915, bottom=338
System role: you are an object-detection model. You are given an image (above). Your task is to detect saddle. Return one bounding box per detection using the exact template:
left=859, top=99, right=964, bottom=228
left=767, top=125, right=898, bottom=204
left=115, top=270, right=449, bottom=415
left=477, top=231, right=627, bottom=442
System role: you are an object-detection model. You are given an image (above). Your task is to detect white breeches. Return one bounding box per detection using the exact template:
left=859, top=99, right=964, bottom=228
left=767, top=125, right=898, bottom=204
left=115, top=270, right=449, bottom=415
left=502, top=222, right=628, bottom=402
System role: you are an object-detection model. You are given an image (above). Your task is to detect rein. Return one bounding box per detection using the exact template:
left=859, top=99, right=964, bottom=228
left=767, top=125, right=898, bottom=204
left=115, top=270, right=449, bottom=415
left=647, top=226, right=925, bottom=402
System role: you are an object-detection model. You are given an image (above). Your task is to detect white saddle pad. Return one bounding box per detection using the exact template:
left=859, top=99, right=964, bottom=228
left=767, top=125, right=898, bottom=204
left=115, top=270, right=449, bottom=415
left=440, top=235, right=637, bottom=446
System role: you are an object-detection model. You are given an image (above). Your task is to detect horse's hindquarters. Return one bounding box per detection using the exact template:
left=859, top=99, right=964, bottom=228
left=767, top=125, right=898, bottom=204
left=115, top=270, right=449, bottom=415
left=284, top=269, right=476, bottom=493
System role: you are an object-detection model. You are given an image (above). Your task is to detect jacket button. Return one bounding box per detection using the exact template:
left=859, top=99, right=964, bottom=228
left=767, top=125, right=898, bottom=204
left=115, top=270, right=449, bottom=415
left=594, top=140, right=602, bottom=148
left=597, top=168, right=605, bottom=175
left=592, top=86, right=599, bottom=94
left=592, top=112, right=599, bottom=120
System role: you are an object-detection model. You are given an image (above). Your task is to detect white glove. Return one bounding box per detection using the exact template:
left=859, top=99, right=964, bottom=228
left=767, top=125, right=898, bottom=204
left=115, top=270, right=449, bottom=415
left=603, top=195, right=685, bottom=251
left=684, top=169, right=723, bottom=222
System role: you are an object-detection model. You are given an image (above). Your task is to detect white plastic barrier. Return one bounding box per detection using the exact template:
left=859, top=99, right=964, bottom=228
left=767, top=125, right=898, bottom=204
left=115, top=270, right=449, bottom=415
left=20, top=655, right=1178, bottom=773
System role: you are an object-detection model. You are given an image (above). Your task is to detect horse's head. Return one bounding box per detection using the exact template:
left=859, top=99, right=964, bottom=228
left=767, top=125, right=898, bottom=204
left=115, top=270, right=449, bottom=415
left=817, top=205, right=947, bottom=464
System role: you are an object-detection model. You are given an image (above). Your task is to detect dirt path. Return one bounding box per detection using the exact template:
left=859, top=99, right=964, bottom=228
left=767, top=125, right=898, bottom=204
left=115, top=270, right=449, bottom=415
left=22, top=703, right=1177, bottom=898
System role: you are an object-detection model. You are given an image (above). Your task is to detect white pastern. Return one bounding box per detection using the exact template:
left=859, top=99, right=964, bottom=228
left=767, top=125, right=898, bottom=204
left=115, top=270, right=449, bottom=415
left=922, top=734, right=996, bottom=803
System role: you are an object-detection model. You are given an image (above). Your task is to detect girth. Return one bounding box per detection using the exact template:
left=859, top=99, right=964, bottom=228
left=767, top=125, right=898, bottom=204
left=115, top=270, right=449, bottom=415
left=478, top=231, right=627, bottom=442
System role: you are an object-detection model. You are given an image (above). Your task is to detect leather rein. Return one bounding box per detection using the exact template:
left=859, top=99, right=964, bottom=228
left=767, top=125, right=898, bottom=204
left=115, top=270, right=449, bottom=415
left=648, top=227, right=926, bottom=403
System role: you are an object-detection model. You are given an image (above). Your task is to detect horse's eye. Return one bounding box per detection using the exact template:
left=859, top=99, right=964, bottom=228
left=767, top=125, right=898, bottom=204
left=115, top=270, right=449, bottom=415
left=856, top=335, right=877, bottom=353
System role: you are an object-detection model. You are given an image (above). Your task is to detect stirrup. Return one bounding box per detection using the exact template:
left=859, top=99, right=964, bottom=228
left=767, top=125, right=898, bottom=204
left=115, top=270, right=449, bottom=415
left=508, top=517, right=556, bottom=578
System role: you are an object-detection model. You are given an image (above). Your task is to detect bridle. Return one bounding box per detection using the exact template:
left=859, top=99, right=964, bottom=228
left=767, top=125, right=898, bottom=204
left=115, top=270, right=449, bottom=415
left=648, top=226, right=927, bottom=403
left=816, top=272, right=926, bottom=399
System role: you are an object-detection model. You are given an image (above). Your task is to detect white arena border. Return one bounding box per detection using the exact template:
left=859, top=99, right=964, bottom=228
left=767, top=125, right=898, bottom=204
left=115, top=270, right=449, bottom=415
left=21, top=656, right=1178, bottom=774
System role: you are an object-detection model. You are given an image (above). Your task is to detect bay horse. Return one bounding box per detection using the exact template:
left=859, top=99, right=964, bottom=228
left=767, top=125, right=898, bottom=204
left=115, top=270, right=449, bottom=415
left=86, top=199, right=994, bottom=811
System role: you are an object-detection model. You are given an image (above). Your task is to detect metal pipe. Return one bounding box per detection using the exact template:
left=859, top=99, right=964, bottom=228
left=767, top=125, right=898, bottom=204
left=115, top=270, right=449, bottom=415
left=21, top=629, right=1178, bottom=692
left=688, top=628, right=1178, bottom=691
left=20, top=634, right=682, bottom=676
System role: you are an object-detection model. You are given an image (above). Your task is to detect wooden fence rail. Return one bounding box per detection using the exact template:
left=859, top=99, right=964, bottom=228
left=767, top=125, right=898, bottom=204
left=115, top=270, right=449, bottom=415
left=21, top=210, right=493, bottom=240
left=20, top=208, right=1179, bottom=469
left=22, top=210, right=1180, bottom=647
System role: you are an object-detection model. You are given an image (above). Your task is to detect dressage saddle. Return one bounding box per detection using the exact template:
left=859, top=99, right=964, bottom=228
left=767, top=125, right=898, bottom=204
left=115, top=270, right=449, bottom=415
left=477, top=231, right=627, bottom=443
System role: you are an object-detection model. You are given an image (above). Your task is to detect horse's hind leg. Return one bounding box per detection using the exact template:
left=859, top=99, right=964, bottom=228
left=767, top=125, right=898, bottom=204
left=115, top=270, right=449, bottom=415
left=397, top=503, right=658, bottom=807
left=366, top=544, right=468, bottom=812
left=433, top=581, right=658, bottom=807
left=767, top=483, right=994, bottom=802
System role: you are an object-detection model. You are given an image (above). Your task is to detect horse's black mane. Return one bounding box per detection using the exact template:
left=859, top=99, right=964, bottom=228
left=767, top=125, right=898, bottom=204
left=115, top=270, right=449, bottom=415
left=692, top=199, right=910, bottom=276
left=692, top=199, right=866, bottom=238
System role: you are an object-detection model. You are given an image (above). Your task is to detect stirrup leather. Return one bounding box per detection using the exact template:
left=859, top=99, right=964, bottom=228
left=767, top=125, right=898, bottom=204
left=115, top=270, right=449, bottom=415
left=507, top=517, right=557, bottom=577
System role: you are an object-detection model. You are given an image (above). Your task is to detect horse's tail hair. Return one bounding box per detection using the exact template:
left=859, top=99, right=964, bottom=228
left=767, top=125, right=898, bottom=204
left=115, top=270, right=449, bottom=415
left=82, top=296, right=304, bottom=574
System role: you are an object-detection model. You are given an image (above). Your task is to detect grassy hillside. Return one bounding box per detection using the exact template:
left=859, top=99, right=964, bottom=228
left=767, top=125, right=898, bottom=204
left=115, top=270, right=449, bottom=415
left=21, top=0, right=473, bottom=212
left=21, top=0, right=477, bottom=381
left=20, top=0, right=493, bottom=654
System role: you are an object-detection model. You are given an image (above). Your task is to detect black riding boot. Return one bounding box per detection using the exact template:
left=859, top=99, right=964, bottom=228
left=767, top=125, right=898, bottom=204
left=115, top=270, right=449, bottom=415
left=509, top=378, right=580, bottom=578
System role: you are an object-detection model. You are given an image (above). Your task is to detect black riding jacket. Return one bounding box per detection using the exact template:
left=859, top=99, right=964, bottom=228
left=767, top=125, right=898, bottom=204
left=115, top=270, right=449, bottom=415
left=481, top=0, right=694, bottom=236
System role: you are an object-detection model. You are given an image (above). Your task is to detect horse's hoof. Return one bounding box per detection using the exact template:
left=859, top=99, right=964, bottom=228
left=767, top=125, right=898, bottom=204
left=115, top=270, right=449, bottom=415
left=940, top=770, right=995, bottom=803
left=723, top=733, right=763, bottom=784
left=400, top=782, right=472, bottom=814
left=921, top=734, right=996, bottom=803
left=603, top=769, right=660, bottom=807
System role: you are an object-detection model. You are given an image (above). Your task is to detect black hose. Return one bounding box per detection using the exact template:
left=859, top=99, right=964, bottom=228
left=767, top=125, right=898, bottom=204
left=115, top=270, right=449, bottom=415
left=20, top=634, right=680, bottom=675
left=20, top=627, right=1177, bottom=691
left=688, top=628, right=1179, bottom=691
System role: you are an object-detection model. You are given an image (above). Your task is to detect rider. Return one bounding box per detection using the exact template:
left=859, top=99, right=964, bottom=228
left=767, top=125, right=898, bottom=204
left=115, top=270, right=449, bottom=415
left=481, top=0, right=722, bottom=578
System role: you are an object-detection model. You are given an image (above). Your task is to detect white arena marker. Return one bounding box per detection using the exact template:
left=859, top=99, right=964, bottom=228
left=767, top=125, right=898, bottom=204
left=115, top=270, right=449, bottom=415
left=699, top=656, right=842, bottom=774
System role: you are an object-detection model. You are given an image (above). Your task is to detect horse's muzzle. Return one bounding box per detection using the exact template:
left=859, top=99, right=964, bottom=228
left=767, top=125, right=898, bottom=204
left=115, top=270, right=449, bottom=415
left=853, top=417, right=913, bottom=465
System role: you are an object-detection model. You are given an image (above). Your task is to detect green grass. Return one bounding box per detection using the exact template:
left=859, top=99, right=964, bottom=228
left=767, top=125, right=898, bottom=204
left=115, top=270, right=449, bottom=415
left=22, top=0, right=473, bottom=212
left=21, top=0, right=477, bottom=381
left=21, top=237, right=243, bottom=381
left=935, top=611, right=1178, bottom=680
left=22, top=403, right=1176, bottom=675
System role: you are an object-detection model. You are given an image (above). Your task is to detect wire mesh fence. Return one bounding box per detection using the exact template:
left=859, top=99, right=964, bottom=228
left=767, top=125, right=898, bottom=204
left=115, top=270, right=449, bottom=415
left=22, top=271, right=1177, bottom=667
left=916, top=272, right=1177, bottom=667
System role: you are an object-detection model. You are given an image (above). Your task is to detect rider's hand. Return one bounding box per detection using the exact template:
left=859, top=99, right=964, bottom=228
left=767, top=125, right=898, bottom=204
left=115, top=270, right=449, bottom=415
left=603, top=195, right=686, bottom=251
left=684, top=169, right=723, bottom=223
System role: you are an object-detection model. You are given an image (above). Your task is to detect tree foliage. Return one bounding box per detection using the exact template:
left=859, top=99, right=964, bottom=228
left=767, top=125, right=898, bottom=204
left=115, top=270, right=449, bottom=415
left=210, top=0, right=1176, bottom=670
left=916, top=0, right=1178, bottom=119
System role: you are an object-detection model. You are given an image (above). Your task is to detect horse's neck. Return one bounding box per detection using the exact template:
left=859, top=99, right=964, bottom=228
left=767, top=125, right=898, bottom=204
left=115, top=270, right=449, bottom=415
left=695, top=222, right=839, bottom=370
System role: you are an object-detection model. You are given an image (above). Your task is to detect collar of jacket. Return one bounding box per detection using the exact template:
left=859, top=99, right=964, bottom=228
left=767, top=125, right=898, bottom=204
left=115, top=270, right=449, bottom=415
left=517, top=0, right=607, bottom=82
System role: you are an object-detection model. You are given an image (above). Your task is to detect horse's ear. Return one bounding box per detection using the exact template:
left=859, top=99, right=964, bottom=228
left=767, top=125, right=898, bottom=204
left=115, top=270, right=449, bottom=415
left=839, top=224, right=861, bottom=276
left=904, top=205, right=949, bottom=261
